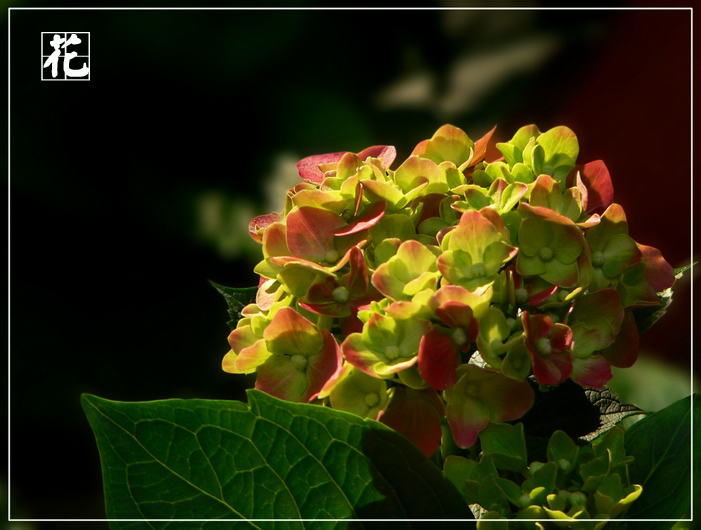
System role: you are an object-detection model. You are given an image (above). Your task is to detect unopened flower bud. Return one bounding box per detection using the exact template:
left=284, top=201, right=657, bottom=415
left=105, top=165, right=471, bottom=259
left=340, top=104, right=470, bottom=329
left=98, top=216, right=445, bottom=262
left=385, top=345, right=401, bottom=360
left=539, top=247, right=554, bottom=262
left=364, top=393, right=380, bottom=408
left=291, top=354, right=308, bottom=371
left=451, top=327, right=468, bottom=346
left=332, top=286, right=350, bottom=304
left=535, top=338, right=552, bottom=356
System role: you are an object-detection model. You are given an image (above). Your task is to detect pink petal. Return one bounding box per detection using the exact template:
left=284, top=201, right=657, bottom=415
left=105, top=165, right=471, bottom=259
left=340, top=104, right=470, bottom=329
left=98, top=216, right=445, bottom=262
left=256, top=278, right=279, bottom=311
left=418, top=327, right=459, bottom=390
left=296, top=152, right=346, bottom=183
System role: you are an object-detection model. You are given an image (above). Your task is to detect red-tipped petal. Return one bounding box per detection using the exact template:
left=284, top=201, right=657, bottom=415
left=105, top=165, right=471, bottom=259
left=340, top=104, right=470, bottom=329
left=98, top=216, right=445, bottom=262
left=296, top=152, right=346, bottom=183
left=286, top=206, right=346, bottom=262
left=357, top=145, right=397, bottom=168
left=570, top=355, right=612, bottom=388
left=249, top=212, right=282, bottom=243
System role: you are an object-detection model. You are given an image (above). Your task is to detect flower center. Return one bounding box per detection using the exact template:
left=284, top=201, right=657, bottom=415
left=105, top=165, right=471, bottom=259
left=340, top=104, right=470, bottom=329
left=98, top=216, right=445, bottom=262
left=385, top=345, right=401, bottom=360
left=451, top=327, right=468, bottom=346
left=592, top=250, right=605, bottom=267
left=535, top=337, right=552, bottom=356
left=515, top=287, right=528, bottom=304
left=464, top=382, right=480, bottom=398
left=471, top=263, right=486, bottom=278
left=291, top=354, right=308, bottom=370
left=325, top=249, right=340, bottom=263
left=364, top=393, right=380, bottom=408
left=332, top=286, right=350, bottom=304
left=539, top=246, right=554, bottom=262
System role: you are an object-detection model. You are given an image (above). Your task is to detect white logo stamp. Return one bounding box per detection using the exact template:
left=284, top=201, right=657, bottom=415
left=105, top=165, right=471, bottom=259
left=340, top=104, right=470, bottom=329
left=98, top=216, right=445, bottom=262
left=41, top=32, right=90, bottom=81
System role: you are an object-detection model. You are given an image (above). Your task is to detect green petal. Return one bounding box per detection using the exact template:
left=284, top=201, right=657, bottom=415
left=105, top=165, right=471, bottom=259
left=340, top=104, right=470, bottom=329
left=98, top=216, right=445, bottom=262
left=537, top=126, right=579, bottom=168
left=421, top=124, right=474, bottom=166
left=394, top=156, right=444, bottom=193
left=329, top=367, right=388, bottom=419
left=550, top=223, right=583, bottom=264
left=601, top=233, right=641, bottom=277
left=541, top=260, right=579, bottom=288
left=516, top=253, right=547, bottom=277
left=263, top=307, right=324, bottom=356
left=518, top=218, right=554, bottom=256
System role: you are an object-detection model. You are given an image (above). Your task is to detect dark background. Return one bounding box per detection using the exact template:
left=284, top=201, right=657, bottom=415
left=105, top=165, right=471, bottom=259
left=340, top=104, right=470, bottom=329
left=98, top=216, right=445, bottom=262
left=6, top=4, right=694, bottom=528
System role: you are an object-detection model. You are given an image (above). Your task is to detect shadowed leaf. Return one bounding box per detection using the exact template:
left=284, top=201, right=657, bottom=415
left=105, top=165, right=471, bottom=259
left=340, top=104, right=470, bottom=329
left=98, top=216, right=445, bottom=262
left=83, top=390, right=473, bottom=527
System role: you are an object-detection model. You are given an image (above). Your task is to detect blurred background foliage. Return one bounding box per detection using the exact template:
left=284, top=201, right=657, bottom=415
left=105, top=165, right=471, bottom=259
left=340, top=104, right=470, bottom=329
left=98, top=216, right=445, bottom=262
left=6, top=3, right=694, bottom=527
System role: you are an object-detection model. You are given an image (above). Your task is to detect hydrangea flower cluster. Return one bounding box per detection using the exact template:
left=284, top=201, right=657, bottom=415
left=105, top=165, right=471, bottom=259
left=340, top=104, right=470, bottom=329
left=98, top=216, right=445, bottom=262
left=222, top=124, right=674, bottom=457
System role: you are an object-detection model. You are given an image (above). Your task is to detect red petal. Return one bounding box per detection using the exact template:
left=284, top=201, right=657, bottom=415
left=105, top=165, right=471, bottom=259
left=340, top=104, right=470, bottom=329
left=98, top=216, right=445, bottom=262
left=333, top=201, right=387, bottom=236
left=601, top=311, right=639, bottom=368
left=379, top=387, right=444, bottom=458
left=418, top=327, right=459, bottom=390
left=638, top=244, right=675, bottom=292
left=569, top=160, right=614, bottom=214
left=470, top=125, right=496, bottom=167
left=526, top=284, right=558, bottom=306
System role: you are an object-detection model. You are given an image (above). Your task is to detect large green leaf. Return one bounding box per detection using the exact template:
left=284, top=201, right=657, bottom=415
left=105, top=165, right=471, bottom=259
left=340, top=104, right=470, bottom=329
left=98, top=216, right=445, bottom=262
left=83, top=389, right=472, bottom=528
left=623, top=394, right=697, bottom=528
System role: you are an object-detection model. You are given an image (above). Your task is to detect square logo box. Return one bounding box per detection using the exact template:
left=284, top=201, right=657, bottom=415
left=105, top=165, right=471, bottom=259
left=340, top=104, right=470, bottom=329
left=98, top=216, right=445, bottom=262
left=41, top=32, right=90, bottom=81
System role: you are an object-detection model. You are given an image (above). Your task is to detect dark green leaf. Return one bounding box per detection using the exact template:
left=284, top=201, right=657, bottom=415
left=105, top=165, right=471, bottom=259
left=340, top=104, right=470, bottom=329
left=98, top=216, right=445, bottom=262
left=519, top=380, right=643, bottom=442
left=83, top=389, right=472, bottom=528
left=209, top=280, right=258, bottom=329
left=623, top=394, right=696, bottom=528
left=634, top=264, right=692, bottom=335
left=479, top=422, right=528, bottom=472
